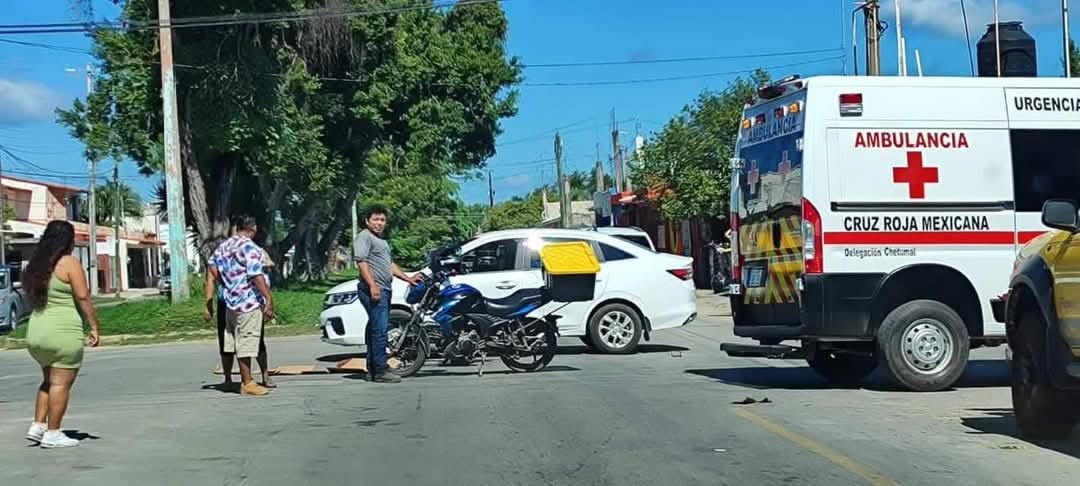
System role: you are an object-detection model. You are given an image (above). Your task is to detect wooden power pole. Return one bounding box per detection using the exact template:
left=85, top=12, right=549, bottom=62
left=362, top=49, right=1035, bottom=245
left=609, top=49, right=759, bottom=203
left=611, top=111, right=623, bottom=193
left=159, top=0, right=190, bottom=302
left=554, top=133, right=571, bottom=228
left=864, top=0, right=882, bottom=75
left=113, top=161, right=122, bottom=295
left=0, top=150, right=5, bottom=267
left=487, top=170, right=495, bottom=208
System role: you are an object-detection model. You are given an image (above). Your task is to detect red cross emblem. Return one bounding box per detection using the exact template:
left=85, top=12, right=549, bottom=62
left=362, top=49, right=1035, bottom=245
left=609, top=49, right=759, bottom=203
left=892, top=151, right=938, bottom=199
left=778, top=150, right=791, bottom=180
left=747, top=160, right=760, bottom=194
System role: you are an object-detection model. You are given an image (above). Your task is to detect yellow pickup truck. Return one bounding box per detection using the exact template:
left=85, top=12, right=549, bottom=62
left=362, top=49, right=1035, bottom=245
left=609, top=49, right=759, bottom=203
left=993, top=199, right=1080, bottom=439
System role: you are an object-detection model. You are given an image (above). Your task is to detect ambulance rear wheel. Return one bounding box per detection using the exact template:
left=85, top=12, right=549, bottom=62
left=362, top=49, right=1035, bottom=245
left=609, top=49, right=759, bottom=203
left=806, top=350, right=876, bottom=385
left=877, top=300, right=970, bottom=392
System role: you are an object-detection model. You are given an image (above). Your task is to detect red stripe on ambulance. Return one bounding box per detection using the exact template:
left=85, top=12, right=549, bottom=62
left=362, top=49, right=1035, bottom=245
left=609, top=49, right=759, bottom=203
left=825, top=231, right=1016, bottom=245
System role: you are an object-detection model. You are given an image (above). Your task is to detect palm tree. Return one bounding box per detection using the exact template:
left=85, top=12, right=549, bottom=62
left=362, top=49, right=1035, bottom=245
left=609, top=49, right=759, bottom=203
left=80, top=182, right=145, bottom=226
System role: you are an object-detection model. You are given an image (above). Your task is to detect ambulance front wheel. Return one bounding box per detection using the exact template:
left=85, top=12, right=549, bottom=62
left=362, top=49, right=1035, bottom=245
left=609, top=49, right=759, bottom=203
left=877, top=300, right=971, bottom=392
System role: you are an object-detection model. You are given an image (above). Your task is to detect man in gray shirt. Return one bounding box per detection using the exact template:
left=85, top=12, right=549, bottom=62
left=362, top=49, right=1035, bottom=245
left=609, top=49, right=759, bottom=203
left=354, top=205, right=419, bottom=383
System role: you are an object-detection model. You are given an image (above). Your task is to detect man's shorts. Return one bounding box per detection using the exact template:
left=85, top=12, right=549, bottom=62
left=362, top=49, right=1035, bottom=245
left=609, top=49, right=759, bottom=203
left=223, top=308, right=263, bottom=359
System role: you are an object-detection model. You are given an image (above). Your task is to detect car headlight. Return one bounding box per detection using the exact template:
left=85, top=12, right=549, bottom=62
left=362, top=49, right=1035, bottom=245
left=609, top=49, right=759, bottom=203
left=324, top=291, right=358, bottom=308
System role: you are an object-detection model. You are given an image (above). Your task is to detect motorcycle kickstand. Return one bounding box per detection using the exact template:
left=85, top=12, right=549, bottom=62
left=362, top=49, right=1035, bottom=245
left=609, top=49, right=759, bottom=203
left=477, top=351, right=487, bottom=377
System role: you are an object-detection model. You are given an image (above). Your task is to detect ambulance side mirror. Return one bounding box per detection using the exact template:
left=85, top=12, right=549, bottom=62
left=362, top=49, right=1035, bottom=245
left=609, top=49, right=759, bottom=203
left=1041, top=199, right=1080, bottom=233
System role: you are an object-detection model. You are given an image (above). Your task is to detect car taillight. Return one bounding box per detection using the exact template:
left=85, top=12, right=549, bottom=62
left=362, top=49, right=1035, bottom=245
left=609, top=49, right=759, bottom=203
left=668, top=268, right=693, bottom=281
left=802, top=198, right=823, bottom=274
left=730, top=212, right=741, bottom=283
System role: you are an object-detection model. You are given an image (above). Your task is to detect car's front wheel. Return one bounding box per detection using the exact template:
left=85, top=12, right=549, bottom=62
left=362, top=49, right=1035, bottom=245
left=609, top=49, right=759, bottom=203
left=1011, top=311, right=1080, bottom=439
left=587, top=303, right=642, bottom=354
left=7, top=307, right=17, bottom=331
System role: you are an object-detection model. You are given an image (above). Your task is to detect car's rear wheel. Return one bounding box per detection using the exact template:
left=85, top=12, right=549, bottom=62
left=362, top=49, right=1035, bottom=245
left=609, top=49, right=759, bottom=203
left=587, top=303, right=642, bottom=354
left=877, top=300, right=969, bottom=392
left=1011, top=311, right=1080, bottom=439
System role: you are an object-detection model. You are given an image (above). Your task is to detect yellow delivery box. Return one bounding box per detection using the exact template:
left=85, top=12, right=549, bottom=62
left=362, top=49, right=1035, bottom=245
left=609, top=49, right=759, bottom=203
left=539, top=241, right=600, bottom=302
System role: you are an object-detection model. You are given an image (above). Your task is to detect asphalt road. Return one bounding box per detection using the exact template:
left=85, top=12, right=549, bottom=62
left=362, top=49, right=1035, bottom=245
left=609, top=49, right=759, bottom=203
left=1, top=293, right=1077, bottom=486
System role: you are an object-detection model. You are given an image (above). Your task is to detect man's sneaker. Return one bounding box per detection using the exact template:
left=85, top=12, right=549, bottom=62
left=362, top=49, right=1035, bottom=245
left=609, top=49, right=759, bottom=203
left=241, top=382, right=270, bottom=396
left=372, top=372, right=402, bottom=383
left=40, top=430, right=79, bottom=449
left=26, top=422, right=46, bottom=443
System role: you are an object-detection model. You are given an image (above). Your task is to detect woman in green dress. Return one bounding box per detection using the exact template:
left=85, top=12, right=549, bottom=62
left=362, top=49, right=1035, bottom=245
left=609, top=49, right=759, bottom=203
left=22, top=220, right=101, bottom=448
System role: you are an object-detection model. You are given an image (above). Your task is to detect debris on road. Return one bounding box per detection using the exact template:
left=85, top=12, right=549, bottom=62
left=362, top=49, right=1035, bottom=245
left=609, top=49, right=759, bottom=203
left=732, top=397, right=772, bottom=405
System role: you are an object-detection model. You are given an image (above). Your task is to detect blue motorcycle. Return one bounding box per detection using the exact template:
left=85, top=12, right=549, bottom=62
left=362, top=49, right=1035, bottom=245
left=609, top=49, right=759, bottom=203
left=388, top=244, right=561, bottom=377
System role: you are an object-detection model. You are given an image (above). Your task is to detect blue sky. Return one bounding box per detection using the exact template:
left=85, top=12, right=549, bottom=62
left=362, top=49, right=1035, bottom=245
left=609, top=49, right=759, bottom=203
left=0, top=0, right=1075, bottom=205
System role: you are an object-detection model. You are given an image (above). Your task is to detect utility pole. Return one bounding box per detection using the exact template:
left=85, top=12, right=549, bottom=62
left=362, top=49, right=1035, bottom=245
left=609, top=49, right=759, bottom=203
left=611, top=110, right=623, bottom=193
left=1065, top=0, right=1072, bottom=77
left=159, top=0, right=190, bottom=302
left=863, top=0, right=882, bottom=75
left=349, top=197, right=358, bottom=261
left=487, top=170, right=495, bottom=208
left=594, top=160, right=604, bottom=192
left=554, top=133, right=571, bottom=228
left=895, top=0, right=906, bottom=76
left=113, top=161, right=122, bottom=296
left=0, top=151, right=5, bottom=267
left=85, top=64, right=99, bottom=296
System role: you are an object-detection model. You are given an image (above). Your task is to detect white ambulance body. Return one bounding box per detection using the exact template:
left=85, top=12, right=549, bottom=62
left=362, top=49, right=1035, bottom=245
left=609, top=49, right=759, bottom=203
left=721, top=75, right=1078, bottom=391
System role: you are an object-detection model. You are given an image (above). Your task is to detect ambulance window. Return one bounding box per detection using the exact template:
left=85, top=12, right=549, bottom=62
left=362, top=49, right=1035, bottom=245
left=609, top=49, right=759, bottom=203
left=1010, top=129, right=1080, bottom=211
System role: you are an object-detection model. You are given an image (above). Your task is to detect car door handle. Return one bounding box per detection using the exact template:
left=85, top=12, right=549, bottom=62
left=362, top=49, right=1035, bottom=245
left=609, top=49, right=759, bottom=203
left=495, top=281, right=518, bottom=290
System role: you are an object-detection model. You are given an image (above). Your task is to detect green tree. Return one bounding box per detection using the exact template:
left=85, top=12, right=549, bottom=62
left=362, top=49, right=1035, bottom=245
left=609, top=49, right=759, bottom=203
left=630, top=70, right=770, bottom=220
left=80, top=181, right=144, bottom=226
left=59, top=0, right=520, bottom=281
left=485, top=196, right=542, bottom=231
left=1068, top=39, right=1080, bottom=77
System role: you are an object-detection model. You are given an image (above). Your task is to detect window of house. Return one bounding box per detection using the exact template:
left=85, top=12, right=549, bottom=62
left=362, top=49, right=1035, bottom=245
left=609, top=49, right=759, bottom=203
left=1011, top=129, right=1080, bottom=212
left=460, top=239, right=519, bottom=273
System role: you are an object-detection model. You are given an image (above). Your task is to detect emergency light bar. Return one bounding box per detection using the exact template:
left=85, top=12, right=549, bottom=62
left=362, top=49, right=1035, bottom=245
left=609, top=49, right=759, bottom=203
left=839, top=93, right=863, bottom=117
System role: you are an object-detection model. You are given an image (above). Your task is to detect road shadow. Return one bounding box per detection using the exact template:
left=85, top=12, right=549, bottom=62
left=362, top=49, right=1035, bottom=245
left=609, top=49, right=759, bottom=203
left=63, top=430, right=101, bottom=441
left=343, top=365, right=581, bottom=380
left=685, top=359, right=1009, bottom=392
left=556, top=344, right=690, bottom=356
left=960, top=408, right=1080, bottom=458
left=200, top=382, right=241, bottom=394
left=316, top=352, right=365, bottom=363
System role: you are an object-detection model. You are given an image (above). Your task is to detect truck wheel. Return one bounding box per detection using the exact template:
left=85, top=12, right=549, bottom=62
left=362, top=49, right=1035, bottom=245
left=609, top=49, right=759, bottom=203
left=806, top=350, right=876, bottom=385
left=876, top=300, right=969, bottom=392
left=587, top=303, right=642, bottom=354
left=1011, top=311, right=1080, bottom=439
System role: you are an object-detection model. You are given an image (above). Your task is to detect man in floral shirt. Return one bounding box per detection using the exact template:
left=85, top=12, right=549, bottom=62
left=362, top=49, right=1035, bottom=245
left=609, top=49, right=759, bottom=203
left=209, top=215, right=274, bottom=396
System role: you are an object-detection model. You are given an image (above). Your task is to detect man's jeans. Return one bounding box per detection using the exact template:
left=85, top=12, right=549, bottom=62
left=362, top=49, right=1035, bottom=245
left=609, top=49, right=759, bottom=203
left=358, top=284, right=392, bottom=376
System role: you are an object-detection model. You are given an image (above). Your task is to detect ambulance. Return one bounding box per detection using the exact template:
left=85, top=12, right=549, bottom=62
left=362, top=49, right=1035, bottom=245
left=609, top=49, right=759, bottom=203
left=720, top=75, right=1080, bottom=392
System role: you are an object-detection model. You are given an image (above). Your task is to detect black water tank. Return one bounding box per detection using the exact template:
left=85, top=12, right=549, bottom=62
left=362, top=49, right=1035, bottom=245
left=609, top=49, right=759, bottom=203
left=976, top=21, right=1037, bottom=77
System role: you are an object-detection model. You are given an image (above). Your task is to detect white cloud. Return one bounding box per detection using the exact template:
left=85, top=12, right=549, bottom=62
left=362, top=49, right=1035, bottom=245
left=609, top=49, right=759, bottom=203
left=0, top=78, right=65, bottom=124
left=890, top=0, right=1054, bottom=38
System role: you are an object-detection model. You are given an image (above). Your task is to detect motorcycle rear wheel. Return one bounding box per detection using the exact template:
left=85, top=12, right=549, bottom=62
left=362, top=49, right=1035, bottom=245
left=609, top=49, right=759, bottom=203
left=499, top=318, right=558, bottom=372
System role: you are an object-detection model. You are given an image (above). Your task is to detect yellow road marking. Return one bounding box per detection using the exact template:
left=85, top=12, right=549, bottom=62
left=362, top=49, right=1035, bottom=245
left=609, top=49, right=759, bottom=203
left=733, top=407, right=897, bottom=486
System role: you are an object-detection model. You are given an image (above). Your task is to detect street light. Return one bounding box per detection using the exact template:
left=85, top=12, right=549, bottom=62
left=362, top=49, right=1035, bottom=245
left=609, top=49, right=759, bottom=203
left=64, top=64, right=99, bottom=295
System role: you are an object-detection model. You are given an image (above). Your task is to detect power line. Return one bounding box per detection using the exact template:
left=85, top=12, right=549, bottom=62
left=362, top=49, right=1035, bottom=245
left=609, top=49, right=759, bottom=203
left=522, top=47, right=843, bottom=68
left=0, top=0, right=506, bottom=35
left=0, top=38, right=88, bottom=54
left=520, top=56, right=844, bottom=87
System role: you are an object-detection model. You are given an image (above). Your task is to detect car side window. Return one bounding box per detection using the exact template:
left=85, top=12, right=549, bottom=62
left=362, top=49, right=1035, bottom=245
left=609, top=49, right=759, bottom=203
left=1011, top=129, right=1080, bottom=212
left=460, top=239, right=519, bottom=273
left=599, top=243, right=635, bottom=261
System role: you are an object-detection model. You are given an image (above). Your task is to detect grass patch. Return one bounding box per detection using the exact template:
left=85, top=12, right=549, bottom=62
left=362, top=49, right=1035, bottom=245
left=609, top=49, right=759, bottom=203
left=9, top=273, right=356, bottom=342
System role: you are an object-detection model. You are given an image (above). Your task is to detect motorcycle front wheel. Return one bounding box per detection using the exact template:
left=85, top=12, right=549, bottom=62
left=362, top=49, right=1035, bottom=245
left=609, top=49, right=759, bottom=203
left=499, top=318, right=558, bottom=372
left=389, top=315, right=429, bottom=378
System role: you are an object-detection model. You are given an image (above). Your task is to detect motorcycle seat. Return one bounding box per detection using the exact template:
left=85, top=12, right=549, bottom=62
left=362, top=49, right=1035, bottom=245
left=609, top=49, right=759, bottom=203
left=484, top=288, right=544, bottom=318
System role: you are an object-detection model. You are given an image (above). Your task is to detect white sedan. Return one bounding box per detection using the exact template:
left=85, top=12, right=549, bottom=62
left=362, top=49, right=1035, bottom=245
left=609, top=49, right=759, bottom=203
left=319, top=228, right=697, bottom=354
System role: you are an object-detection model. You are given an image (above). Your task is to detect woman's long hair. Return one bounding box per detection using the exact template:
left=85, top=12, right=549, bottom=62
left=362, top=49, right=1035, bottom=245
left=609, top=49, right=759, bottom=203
left=23, top=220, right=76, bottom=311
